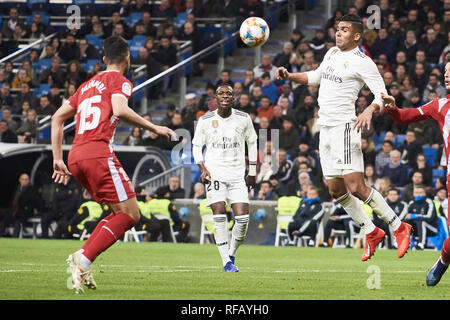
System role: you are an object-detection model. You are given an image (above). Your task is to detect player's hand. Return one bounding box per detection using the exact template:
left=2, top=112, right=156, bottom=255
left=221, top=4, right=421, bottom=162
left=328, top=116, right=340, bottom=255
left=329, top=216, right=339, bottom=221
left=276, top=67, right=289, bottom=81
left=52, top=159, right=71, bottom=186
left=152, top=125, right=178, bottom=141
left=381, top=92, right=396, bottom=111
left=246, top=175, right=256, bottom=192
left=200, top=169, right=211, bottom=184
left=352, top=105, right=375, bottom=133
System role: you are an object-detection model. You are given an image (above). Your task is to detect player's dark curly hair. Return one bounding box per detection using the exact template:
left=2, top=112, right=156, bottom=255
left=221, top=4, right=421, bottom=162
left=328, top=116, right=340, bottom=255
left=103, top=36, right=129, bottom=65
left=337, top=13, right=364, bottom=35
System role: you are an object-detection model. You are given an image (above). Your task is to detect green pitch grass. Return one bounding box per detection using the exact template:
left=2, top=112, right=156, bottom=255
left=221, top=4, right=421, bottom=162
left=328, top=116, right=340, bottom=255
left=1, top=238, right=449, bottom=300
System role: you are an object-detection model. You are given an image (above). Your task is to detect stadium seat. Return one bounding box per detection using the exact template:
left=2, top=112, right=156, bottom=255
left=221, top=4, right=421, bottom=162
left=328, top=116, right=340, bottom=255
left=124, top=12, right=142, bottom=28
left=26, top=11, right=50, bottom=25
left=33, top=58, right=52, bottom=74
left=35, top=83, right=51, bottom=98
left=395, top=134, right=406, bottom=147
left=73, top=0, right=95, bottom=15
left=274, top=214, right=293, bottom=246
left=423, top=147, right=438, bottom=166
left=128, top=40, right=141, bottom=61
left=199, top=213, right=214, bottom=244
left=85, top=34, right=103, bottom=50
left=152, top=214, right=178, bottom=243
left=85, top=59, right=101, bottom=73
left=123, top=227, right=147, bottom=242
left=27, top=0, right=50, bottom=12
left=432, top=169, right=445, bottom=185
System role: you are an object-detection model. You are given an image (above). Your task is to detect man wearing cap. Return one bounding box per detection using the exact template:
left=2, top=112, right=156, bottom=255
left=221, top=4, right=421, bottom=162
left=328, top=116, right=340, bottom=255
left=181, top=93, right=198, bottom=134
left=388, top=82, right=405, bottom=108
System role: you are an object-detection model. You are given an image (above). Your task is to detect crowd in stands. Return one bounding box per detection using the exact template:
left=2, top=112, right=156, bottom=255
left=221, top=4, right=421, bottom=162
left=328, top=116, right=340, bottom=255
left=1, top=0, right=450, bottom=249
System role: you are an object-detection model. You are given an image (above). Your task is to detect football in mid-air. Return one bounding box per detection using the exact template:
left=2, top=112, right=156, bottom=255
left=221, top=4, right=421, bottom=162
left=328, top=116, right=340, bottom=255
left=239, top=17, right=270, bottom=47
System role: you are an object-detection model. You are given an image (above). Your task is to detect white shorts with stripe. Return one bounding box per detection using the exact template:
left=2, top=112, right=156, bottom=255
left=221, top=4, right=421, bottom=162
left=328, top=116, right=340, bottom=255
left=205, top=179, right=249, bottom=207
left=319, top=123, right=364, bottom=179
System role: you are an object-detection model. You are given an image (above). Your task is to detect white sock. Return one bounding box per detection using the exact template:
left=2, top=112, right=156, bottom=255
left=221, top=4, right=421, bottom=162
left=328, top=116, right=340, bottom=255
left=365, top=188, right=401, bottom=231
left=336, top=191, right=375, bottom=234
left=228, top=214, right=249, bottom=258
left=80, top=254, right=92, bottom=270
left=213, top=214, right=231, bottom=266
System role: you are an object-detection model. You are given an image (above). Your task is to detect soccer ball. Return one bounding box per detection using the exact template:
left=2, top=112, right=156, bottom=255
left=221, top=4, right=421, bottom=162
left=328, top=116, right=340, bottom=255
left=239, top=17, right=270, bottom=47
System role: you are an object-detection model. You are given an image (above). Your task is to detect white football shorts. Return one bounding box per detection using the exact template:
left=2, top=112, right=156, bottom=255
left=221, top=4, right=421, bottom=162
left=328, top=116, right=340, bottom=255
left=319, top=122, right=364, bottom=179
left=205, top=179, right=249, bottom=207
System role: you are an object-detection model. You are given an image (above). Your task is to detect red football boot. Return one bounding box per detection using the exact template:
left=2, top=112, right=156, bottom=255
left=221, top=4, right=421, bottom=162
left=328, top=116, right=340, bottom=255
left=361, top=227, right=386, bottom=262
left=393, top=222, right=412, bottom=258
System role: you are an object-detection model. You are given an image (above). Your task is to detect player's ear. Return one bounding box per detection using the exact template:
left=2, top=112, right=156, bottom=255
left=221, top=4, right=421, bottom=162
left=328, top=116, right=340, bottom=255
left=102, top=56, right=107, bottom=65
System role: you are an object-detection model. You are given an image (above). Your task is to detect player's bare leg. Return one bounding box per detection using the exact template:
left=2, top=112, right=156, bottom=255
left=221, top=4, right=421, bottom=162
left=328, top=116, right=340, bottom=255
left=343, top=172, right=411, bottom=258
left=327, top=177, right=385, bottom=261
left=229, top=203, right=250, bottom=267
left=210, top=201, right=238, bottom=272
left=68, top=197, right=139, bottom=292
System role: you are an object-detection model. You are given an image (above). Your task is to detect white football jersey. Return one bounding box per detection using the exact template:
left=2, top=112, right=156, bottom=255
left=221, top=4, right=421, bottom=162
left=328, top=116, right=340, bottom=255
left=192, top=108, right=258, bottom=182
left=305, top=46, right=386, bottom=127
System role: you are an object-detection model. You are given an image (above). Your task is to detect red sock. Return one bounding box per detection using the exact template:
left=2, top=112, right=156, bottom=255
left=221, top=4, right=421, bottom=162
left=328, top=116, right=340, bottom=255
left=82, top=212, right=136, bottom=262
left=82, top=214, right=114, bottom=251
left=441, top=237, right=450, bottom=265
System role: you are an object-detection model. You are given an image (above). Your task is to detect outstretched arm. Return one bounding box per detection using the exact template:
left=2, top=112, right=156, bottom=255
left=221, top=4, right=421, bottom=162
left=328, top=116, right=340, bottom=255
left=382, top=93, right=434, bottom=124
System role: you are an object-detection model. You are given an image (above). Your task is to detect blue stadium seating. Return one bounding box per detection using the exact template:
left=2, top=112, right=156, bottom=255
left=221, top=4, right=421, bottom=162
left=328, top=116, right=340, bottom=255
left=395, top=134, right=406, bottom=147
left=26, top=11, right=50, bottom=26
left=427, top=216, right=449, bottom=250
left=37, top=83, right=51, bottom=98
left=32, top=58, right=52, bottom=73
left=432, top=168, right=445, bottom=186
left=85, top=34, right=103, bottom=50
left=423, top=147, right=438, bottom=167
left=84, top=59, right=101, bottom=73
left=27, top=0, right=49, bottom=12
left=124, top=12, right=142, bottom=28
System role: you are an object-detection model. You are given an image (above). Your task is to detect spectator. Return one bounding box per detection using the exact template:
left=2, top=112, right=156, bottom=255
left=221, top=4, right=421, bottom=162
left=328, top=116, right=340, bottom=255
left=0, top=173, right=43, bottom=237
left=21, top=60, right=39, bottom=88
left=181, top=93, right=198, bottom=133
left=403, top=9, right=422, bottom=38
left=321, top=200, right=352, bottom=248
left=386, top=187, right=408, bottom=221
left=400, top=75, right=415, bottom=101
left=139, top=12, right=158, bottom=38
left=274, top=149, right=294, bottom=184
left=253, top=54, right=277, bottom=81
left=277, top=83, right=294, bottom=108
left=364, top=164, right=378, bottom=188
left=152, top=0, right=176, bottom=18
left=274, top=42, right=294, bottom=69
left=191, top=182, right=206, bottom=199
left=299, top=50, right=315, bottom=72
left=39, top=57, right=65, bottom=87
left=160, top=103, right=177, bottom=127
left=39, top=43, right=57, bottom=60
left=235, top=93, right=256, bottom=115
left=215, top=69, right=234, bottom=89
left=154, top=176, right=185, bottom=199
left=16, top=109, right=38, bottom=143
left=415, top=50, right=431, bottom=73
left=58, top=34, right=79, bottom=63
left=279, top=117, right=301, bottom=158
left=269, top=175, right=286, bottom=198
left=90, top=22, right=106, bottom=39
left=112, top=22, right=130, bottom=40
left=288, top=185, right=324, bottom=246
left=11, top=69, right=32, bottom=89
left=66, top=60, right=86, bottom=87
left=40, top=178, right=82, bottom=239
left=398, top=30, right=418, bottom=63
left=370, top=28, right=397, bottom=65
left=168, top=111, right=183, bottom=131
left=362, top=137, right=376, bottom=167
left=257, top=180, right=278, bottom=201
left=260, top=72, right=278, bottom=104
left=1, top=7, right=24, bottom=39
left=1, top=107, right=18, bottom=133
left=257, top=153, right=274, bottom=184
left=404, top=185, right=438, bottom=250
left=0, top=83, right=13, bottom=109
left=179, top=22, right=203, bottom=75
left=47, top=85, right=62, bottom=108
left=13, top=83, right=38, bottom=112
left=36, top=95, right=57, bottom=116
left=269, top=105, right=284, bottom=130
left=155, top=35, right=178, bottom=92
left=380, top=149, right=409, bottom=187
left=257, top=96, right=274, bottom=121
left=402, top=171, right=431, bottom=203
left=418, top=28, right=443, bottom=66
left=124, top=127, right=143, bottom=146
left=423, top=73, right=447, bottom=99
left=211, top=0, right=238, bottom=17
left=309, top=29, right=327, bottom=60
left=375, top=176, right=392, bottom=197
left=77, top=38, right=101, bottom=63
left=410, top=62, right=429, bottom=98
left=399, top=130, right=424, bottom=168
left=105, top=12, right=128, bottom=38
left=295, top=94, right=316, bottom=128
left=242, top=69, right=256, bottom=93
left=0, top=119, right=18, bottom=143
left=435, top=187, right=448, bottom=219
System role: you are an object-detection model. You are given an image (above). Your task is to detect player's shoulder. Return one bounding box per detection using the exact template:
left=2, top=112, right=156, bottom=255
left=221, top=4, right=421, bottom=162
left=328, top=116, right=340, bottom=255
left=200, top=111, right=215, bottom=121
left=233, top=108, right=250, bottom=119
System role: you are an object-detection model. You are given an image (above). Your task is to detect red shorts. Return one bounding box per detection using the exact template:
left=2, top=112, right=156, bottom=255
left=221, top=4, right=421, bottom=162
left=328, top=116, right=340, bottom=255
left=69, top=155, right=136, bottom=204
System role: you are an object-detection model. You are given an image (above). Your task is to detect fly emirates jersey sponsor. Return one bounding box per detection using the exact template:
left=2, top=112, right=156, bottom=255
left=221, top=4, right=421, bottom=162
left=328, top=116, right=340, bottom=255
left=192, top=108, right=258, bottom=183
left=305, top=46, right=386, bottom=127
left=67, top=70, right=133, bottom=164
